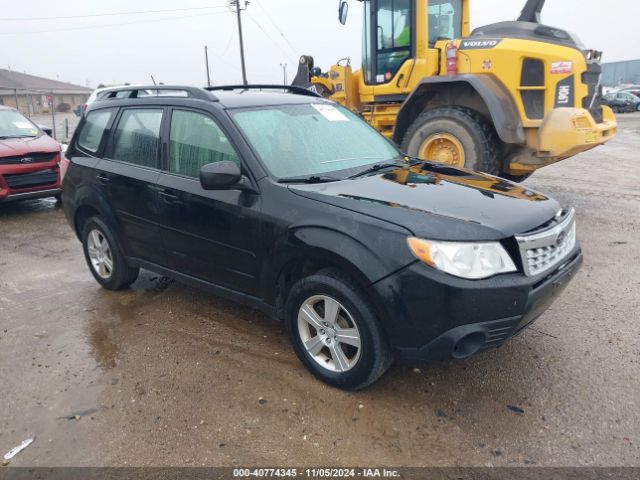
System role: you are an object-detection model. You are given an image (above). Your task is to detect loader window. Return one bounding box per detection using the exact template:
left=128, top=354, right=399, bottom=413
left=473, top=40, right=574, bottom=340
left=428, top=0, right=462, bottom=46
left=375, top=0, right=412, bottom=83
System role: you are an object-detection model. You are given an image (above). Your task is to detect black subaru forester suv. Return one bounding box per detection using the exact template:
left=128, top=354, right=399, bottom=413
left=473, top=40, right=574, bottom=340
left=62, top=85, right=582, bottom=390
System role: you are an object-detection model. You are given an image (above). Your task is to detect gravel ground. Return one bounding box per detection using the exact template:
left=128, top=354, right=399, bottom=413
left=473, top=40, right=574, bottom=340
left=1, top=114, right=639, bottom=468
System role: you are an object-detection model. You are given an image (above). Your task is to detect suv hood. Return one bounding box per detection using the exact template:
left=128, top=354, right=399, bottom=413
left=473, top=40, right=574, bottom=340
left=289, top=163, right=561, bottom=241
left=0, top=135, right=60, bottom=157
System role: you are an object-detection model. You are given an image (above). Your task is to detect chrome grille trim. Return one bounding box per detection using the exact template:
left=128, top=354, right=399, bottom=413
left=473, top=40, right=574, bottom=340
left=516, top=208, right=577, bottom=277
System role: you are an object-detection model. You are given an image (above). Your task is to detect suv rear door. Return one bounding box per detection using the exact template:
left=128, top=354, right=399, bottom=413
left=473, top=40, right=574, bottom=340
left=99, top=107, right=166, bottom=264
left=64, top=106, right=116, bottom=208
left=156, top=107, right=262, bottom=295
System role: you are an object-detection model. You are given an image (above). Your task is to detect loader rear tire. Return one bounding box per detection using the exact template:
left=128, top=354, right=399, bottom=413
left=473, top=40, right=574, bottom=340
left=401, top=107, right=501, bottom=175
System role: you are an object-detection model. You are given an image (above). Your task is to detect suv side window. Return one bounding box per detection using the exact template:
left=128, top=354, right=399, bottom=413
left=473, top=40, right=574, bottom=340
left=111, top=108, right=163, bottom=168
left=77, top=109, right=115, bottom=153
left=169, top=109, right=240, bottom=178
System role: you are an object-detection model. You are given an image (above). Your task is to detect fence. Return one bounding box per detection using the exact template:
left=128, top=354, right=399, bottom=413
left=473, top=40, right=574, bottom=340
left=0, top=88, right=86, bottom=142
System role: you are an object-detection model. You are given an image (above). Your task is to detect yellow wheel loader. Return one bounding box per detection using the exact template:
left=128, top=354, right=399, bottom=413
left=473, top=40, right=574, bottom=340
left=292, top=0, right=616, bottom=180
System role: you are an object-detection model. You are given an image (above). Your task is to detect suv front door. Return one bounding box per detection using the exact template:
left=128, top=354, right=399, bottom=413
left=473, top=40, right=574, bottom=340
left=156, top=108, right=262, bottom=295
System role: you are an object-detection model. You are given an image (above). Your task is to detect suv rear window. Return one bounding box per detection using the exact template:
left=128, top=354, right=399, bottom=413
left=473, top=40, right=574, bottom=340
left=110, top=108, right=163, bottom=168
left=77, top=109, right=115, bottom=153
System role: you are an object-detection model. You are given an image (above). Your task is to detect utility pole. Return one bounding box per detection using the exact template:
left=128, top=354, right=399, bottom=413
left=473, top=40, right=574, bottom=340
left=230, top=0, right=249, bottom=85
left=204, top=45, right=212, bottom=87
left=50, top=92, right=57, bottom=140
left=280, top=63, right=288, bottom=85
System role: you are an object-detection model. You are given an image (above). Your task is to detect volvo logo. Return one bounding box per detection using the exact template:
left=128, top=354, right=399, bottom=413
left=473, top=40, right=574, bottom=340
left=20, top=157, right=35, bottom=164
left=459, top=39, right=503, bottom=50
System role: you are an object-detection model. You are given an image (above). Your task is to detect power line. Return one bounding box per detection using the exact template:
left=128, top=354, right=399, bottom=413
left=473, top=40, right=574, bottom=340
left=0, top=5, right=228, bottom=21
left=0, top=11, right=227, bottom=36
left=219, top=28, right=238, bottom=58
left=245, top=12, right=296, bottom=63
left=253, top=0, right=299, bottom=59
left=207, top=49, right=241, bottom=73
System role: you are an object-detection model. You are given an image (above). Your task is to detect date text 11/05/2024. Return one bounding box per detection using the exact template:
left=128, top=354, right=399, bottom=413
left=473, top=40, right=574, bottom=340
left=232, top=468, right=400, bottom=478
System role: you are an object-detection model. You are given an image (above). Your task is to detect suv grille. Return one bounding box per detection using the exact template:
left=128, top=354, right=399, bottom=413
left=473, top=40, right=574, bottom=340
left=516, top=209, right=577, bottom=277
left=0, top=152, right=57, bottom=165
left=4, top=168, right=58, bottom=189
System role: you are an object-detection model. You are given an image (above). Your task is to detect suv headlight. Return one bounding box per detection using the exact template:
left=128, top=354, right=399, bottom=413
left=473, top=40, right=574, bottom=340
left=407, top=237, right=517, bottom=280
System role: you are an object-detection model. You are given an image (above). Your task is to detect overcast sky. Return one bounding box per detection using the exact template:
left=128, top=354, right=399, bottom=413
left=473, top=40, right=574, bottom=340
left=1, top=0, right=637, bottom=89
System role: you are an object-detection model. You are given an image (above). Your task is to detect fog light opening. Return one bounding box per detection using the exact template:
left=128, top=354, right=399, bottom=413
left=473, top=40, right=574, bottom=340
left=452, top=332, right=486, bottom=359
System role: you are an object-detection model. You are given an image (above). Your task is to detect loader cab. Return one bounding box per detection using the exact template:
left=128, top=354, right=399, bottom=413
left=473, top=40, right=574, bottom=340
left=427, top=0, right=463, bottom=46
left=362, top=0, right=413, bottom=84
left=359, top=0, right=467, bottom=86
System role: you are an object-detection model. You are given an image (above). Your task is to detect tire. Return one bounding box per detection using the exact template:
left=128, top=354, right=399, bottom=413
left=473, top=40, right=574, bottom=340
left=81, top=216, right=139, bottom=290
left=285, top=269, right=392, bottom=390
left=401, top=107, right=501, bottom=175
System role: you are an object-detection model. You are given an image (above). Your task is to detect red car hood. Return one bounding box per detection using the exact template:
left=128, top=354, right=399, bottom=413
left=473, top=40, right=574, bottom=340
left=0, top=135, right=60, bottom=157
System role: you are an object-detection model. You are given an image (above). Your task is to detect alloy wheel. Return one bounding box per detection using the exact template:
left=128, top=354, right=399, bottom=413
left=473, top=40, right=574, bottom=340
left=87, top=229, right=114, bottom=279
left=297, top=295, right=362, bottom=373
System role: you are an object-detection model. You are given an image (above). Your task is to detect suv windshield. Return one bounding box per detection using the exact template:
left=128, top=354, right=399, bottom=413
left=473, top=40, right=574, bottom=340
left=0, top=110, right=39, bottom=139
left=231, top=103, right=400, bottom=179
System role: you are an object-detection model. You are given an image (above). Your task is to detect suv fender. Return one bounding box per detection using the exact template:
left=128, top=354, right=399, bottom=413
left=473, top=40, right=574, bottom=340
left=393, top=74, right=526, bottom=146
left=71, top=184, right=120, bottom=240
left=263, top=225, right=413, bottom=318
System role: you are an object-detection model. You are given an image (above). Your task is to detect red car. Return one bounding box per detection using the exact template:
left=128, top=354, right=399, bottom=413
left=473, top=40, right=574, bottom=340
left=0, top=106, right=63, bottom=202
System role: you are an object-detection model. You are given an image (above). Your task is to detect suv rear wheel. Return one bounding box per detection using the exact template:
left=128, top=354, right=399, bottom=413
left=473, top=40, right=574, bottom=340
left=285, top=269, right=392, bottom=390
left=81, top=216, right=139, bottom=290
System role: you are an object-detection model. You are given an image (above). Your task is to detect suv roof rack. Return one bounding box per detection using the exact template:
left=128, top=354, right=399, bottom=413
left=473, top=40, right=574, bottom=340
left=205, top=84, right=321, bottom=98
left=97, top=85, right=218, bottom=102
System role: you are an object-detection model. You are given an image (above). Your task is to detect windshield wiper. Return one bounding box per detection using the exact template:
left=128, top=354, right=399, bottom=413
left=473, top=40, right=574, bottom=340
left=347, top=161, right=404, bottom=180
left=278, top=175, right=341, bottom=184
left=0, top=135, right=36, bottom=139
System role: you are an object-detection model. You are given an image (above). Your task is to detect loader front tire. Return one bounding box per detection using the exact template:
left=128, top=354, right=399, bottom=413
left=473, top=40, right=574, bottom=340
left=401, top=107, right=501, bottom=175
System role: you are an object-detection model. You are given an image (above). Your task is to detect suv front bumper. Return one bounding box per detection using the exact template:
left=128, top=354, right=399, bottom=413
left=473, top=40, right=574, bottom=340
left=0, top=163, right=62, bottom=202
left=370, top=247, right=582, bottom=362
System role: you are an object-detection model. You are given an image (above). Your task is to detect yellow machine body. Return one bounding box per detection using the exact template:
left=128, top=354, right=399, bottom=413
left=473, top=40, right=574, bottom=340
left=307, top=0, right=616, bottom=176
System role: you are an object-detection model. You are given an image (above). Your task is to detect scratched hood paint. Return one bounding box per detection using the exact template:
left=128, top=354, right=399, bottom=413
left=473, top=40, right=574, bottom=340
left=290, top=162, right=561, bottom=241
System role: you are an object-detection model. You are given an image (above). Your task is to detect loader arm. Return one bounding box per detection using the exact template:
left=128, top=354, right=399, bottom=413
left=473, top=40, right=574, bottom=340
left=517, top=0, right=546, bottom=23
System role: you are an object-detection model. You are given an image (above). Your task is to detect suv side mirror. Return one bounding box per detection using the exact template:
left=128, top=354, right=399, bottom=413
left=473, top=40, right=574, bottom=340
left=338, top=0, right=349, bottom=25
left=200, top=161, right=242, bottom=190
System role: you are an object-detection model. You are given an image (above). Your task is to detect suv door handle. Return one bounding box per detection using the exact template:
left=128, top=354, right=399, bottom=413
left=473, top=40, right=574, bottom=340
left=96, top=173, right=110, bottom=184
left=158, top=190, right=180, bottom=204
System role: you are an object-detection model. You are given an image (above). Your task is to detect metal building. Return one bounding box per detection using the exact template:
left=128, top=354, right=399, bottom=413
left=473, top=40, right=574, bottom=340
left=602, top=60, right=640, bottom=87
left=0, top=68, right=92, bottom=116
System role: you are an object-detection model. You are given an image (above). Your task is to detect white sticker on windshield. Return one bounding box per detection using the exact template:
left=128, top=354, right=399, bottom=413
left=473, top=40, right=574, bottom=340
left=13, top=121, right=33, bottom=129
left=312, top=104, right=348, bottom=122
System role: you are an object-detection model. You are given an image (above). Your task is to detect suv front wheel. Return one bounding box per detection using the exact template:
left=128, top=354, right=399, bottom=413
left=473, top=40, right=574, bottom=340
left=285, top=269, right=392, bottom=390
left=81, top=216, right=139, bottom=290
